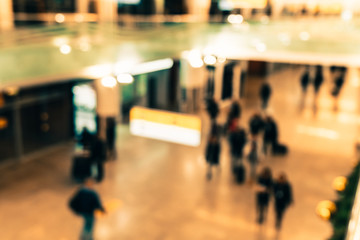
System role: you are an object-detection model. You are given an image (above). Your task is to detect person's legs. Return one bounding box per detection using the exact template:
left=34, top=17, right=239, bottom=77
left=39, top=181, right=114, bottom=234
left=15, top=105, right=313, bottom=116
left=275, top=208, right=285, bottom=230
left=81, top=215, right=95, bottom=240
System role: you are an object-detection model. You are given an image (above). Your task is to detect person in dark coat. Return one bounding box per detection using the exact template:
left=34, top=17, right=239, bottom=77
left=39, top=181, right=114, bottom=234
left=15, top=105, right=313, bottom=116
left=229, top=126, right=247, bottom=170
left=314, top=65, right=324, bottom=95
left=273, top=172, right=293, bottom=230
left=90, top=135, right=107, bottom=182
left=106, top=117, right=117, bottom=159
left=69, top=178, right=105, bottom=240
left=300, top=67, right=310, bottom=93
left=263, top=116, right=278, bottom=155
left=206, top=97, right=219, bottom=123
left=259, top=82, right=272, bottom=110
left=255, top=167, right=273, bottom=224
left=331, top=68, right=346, bottom=98
left=79, top=127, right=94, bottom=151
left=249, top=113, right=265, bottom=136
left=225, top=101, right=241, bottom=134
left=205, top=135, right=221, bottom=180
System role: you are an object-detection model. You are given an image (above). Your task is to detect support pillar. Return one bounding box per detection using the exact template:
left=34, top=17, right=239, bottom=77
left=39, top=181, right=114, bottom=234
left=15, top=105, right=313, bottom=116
left=0, top=0, right=14, bottom=31
left=96, top=0, right=118, bottom=22
left=77, top=0, right=90, bottom=13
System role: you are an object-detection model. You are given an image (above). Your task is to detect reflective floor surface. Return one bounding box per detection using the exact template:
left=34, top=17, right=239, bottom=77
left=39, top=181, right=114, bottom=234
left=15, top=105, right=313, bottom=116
left=1, top=65, right=359, bottom=240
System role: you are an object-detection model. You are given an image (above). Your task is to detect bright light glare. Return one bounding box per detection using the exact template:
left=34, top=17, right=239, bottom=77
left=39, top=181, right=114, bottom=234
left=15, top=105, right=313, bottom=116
left=341, top=10, right=353, bottom=21
left=299, top=31, right=310, bottom=41
left=130, top=58, right=174, bottom=75
left=117, top=73, right=134, bottom=84
left=204, top=55, right=217, bottom=65
left=296, top=125, right=339, bottom=140
left=53, top=37, right=68, bottom=47
left=278, top=33, right=291, bottom=46
left=332, top=176, right=347, bottom=192
left=83, top=64, right=113, bottom=78
left=217, top=56, right=227, bottom=63
left=118, top=0, right=141, bottom=4
left=227, top=14, right=243, bottom=24
left=256, top=42, right=267, bottom=52
left=55, top=13, right=65, bottom=23
left=79, top=42, right=91, bottom=52
left=101, top=76, right=117, bottom=88
left=60, top=44, right=71, bottom=54
left=183, top=50, right=204, bottom=68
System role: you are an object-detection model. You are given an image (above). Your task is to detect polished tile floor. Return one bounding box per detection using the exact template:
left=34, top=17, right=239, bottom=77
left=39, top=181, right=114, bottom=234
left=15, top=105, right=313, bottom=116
left=1, top=65, right=359, bottom=240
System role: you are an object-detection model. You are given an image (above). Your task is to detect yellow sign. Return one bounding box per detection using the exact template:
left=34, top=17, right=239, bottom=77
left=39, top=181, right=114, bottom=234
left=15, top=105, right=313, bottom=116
left=130, top=106, right=202, bottom=147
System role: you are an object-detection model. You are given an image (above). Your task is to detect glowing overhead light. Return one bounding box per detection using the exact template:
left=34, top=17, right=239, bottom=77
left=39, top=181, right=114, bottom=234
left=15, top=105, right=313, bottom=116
left=217, top=56, right=227, bottom=63
left=227, top=14, right=243, bottom=24
left=118, top=0, right=141, bottom=4
left=53, top=37, right=68, bottom=47
left=204, top=55, right=217, bottom=65
left=341, top=10, right=353, bottom=21
left=55, top=13, right=65, bottom=23
left=130, top=58, right=174, bottom=75
left=101, top=76, right=117, bottom=88
left=183, top=50, right=204, bottom=68
left=256, top=42, right=267, bottom=52
left=60, top=44, right=71, bottom=54
left=299, top=31, right=310, bottom=41
left=278, top=33, right=291, bottom=46
left=79, top=42, right=91, bottom=52
left=117, top=73, right=134, bottom=84
left=75, top=14, right=84, bottom=23
left=83, top=64, right=113, bottom=78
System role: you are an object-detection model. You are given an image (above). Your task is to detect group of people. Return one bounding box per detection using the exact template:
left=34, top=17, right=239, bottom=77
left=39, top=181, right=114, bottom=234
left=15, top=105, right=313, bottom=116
left=255, top=167, right=293, bottom=230
left=205, top=97, right=286, bottom=181
left=205, top=86, right=293, bottom=230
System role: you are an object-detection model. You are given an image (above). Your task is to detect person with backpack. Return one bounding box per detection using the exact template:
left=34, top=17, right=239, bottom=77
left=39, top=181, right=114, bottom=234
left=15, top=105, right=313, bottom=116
left=255, top=167, right=273, bottom=224
left=249, top=113, right=265, bottom=136
left=69, top=178, right=106, bottom=240
left=273, top=172, right=294, bottom=230
left=205, top=134, right=221, bottom=180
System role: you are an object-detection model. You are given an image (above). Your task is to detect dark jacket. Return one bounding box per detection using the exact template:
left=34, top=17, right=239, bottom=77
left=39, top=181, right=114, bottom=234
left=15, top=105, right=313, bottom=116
left=249, top=115, right=265, bottom=135
left=206, top=98, right=219, bottom=120
left=256, top=177, right=273, bottom=206
left=69, top=187, right=104, bottom=216
left=259, top=83, right=271, bottom=100
left=90, top=138, right=107, bottom=163
left=300, top=71, right=310, bottom=91
left=274, top=182, right=293, bottom=210
left=229, top=129, right=247, bottom=157
left=314, top=66, right=324, bottom=92
left=206, top=141, right=221, bottom=165
left=263, top=119, right=278, bottom=143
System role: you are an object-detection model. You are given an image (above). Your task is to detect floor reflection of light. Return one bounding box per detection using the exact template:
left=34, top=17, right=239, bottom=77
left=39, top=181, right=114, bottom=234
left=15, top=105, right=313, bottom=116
left=339, top=99, right=357, bottom=112
left=296, top=125, right=339, bottom=140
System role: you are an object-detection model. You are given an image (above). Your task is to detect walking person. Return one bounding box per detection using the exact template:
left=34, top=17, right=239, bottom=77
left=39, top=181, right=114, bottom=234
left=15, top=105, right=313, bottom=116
left=106, top=117, right=117, bottom=159
left=259, top=82, right=272, bottom=110
left=205, top=134, right=221, bottom=180
left=273, top=172, right=293, bottom=230
left=206, top=97, right=219, bottom=125
left=225, top=101, right=241, bottom=134
left=314, top=65, right=324, bottom=96
left=300, top=66, right=310, bottom=94
left=249, top=113, right=265, bottom=136
left=90, top=135, right=107, bottom=182
left=69, top=178, right=106, bottom=240
left=263, top=116, right=278, bottom=156
left=229, top=125, right=247, bottom=171
left=255, top=167, right=273, bottom=224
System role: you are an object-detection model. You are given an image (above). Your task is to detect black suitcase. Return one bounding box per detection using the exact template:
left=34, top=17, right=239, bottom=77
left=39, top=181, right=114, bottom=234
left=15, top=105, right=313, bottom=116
left=274, top=143, right=288, bottom=155
left=233, top=164, right=246, bottom=184
left=71, top=155, right=92, bottom=183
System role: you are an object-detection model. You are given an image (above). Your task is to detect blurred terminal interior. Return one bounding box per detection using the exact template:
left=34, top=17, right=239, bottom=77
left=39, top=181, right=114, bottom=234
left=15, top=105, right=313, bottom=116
left=2, top=0, right=360, bottom=240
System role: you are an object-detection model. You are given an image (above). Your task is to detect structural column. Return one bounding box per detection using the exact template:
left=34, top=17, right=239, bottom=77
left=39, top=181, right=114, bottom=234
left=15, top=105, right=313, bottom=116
left=77, top=0, right=90, bottom=13
left=0, top=0, right=14, bottom=31
left=96, top=0, right=118, bottom=22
